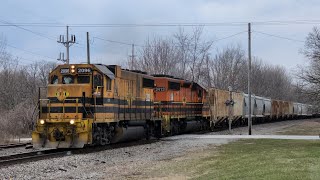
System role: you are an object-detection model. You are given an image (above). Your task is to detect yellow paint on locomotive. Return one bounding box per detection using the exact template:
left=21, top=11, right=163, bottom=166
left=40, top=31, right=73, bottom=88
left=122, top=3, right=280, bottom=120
left=32, top=118, right=93, bottom=148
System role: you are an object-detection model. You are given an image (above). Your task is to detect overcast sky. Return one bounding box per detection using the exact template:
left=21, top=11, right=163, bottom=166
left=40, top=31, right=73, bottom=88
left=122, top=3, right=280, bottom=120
left=0, top=0, right=319, bottom=72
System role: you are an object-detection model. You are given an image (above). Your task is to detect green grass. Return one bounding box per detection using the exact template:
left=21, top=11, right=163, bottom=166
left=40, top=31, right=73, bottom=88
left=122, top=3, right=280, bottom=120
left=196, top=139, right=320, bottom=180
left=150, top=139, right=320, bottom=180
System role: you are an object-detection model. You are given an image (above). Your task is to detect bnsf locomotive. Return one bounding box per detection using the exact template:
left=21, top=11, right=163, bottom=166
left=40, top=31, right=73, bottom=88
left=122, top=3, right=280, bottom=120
left=32, top=64, right=317, bottom=148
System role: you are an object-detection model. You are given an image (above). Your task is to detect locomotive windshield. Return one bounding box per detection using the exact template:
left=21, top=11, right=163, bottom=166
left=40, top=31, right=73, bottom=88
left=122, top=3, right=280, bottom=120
left=51, top=75, right=58, bottom=84
left=63, top=75, right=74, bottom=84
left=77, top=76, right=90, bottom=84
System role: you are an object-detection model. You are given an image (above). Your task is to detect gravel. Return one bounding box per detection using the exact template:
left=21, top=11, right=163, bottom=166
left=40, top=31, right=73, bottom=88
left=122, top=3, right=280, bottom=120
left=0, top=119, right=316, bottom=180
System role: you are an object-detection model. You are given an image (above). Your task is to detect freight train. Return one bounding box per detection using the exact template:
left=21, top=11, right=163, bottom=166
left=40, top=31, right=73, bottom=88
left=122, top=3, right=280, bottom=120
left=32, top=64, right=316, bottom=148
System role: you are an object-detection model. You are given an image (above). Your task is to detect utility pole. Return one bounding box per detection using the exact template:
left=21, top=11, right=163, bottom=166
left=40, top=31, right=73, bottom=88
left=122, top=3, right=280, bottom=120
left=86, top=32, right=90, bottom=64
left=57, top=26, right=76, bottom=64
left=66, top=25, right=69, bottom=64
left=248, top=23, right=252, bottom=135
left=228, top=86, right=233, bottom=134
left=129, top=44, right=135, bottom=70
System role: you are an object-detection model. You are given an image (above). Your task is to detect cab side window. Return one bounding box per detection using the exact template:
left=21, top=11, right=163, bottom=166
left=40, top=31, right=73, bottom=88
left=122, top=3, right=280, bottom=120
left=106, top=77, right=112, bottom=91
left=93, top=74, right=102, bottom=88
left=198, top=89, right=202, bottom=98
left=77, top=76, right=90, bottom=84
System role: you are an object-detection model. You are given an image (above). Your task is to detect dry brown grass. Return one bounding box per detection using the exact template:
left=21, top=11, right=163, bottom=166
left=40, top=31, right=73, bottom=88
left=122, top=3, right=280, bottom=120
left=278, top=119, right=320, bottom=135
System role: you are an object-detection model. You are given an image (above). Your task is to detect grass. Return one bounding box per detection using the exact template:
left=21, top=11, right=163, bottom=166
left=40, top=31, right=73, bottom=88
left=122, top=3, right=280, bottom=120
left=146, top=139, right=320, bottom=180
left=196, top=139, right=320, bottom=180
left=278, top=120, right=320, bottom=135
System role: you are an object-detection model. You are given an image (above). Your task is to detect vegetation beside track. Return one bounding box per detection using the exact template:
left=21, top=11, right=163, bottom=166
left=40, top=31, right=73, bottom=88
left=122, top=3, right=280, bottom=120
left=144, top=139, right=320, bottom=180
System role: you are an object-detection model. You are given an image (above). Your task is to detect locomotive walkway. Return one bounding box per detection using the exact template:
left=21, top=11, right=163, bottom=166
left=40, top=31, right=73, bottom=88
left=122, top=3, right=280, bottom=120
left=166, top=134, right=320, bottom=140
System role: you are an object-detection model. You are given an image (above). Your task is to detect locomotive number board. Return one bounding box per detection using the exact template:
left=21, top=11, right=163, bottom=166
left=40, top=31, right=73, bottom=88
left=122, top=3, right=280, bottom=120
left=77, top=68, right=92, bottom=74
left=60, top=68, right=70, bottom=74
left=155, top=87, right=166, bottom=92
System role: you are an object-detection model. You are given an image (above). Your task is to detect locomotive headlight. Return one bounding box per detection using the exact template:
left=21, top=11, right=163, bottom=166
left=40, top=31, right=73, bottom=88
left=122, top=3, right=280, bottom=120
left=70, top=65, right=76, bottom=73
left=70, top=119, right=75, bottom=125
left=40, top=119, right=45, bottom=125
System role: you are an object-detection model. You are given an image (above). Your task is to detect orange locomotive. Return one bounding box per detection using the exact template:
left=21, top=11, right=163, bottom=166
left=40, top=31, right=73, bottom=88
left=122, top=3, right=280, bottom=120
left=153, top=75, right=210, bottom=135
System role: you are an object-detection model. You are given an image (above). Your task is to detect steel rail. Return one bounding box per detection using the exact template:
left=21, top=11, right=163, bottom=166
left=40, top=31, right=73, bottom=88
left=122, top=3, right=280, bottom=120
left=0, top=143, right=31, bottom=149
left=0, top=149, right=70, bottom=168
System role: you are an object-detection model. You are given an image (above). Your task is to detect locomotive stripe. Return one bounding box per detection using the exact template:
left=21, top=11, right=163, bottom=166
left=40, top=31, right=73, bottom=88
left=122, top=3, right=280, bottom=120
left=47, top=97, right=205, bottom=106
left=47, top=97, right=153, bottom=106
left=154, top=107, right=203, bottom=112
left=41, top=106, right=206, bottom=114
left=154, top=101, right=204, bottom=105
left=41, top=106, right=153, bottom=113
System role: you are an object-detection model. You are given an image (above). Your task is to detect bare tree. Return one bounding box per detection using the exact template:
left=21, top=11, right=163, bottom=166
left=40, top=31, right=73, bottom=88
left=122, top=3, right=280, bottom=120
left=173, top=28, right=191, bottom=78
left=187, top=27, right=213, bottom=82
left=135, top=37, right=178, bottom=75
left=133, top=27, right=213, bottom=83
left=297, top=26, right=320, bottom=102
left=210, top=45, right=247, bottom=90
left=0, top=37, right=56, bottom=140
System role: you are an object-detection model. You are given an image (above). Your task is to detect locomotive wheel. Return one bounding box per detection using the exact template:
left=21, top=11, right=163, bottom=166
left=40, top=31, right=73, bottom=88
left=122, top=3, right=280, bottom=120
left=145, top=124, right=151, bottom=140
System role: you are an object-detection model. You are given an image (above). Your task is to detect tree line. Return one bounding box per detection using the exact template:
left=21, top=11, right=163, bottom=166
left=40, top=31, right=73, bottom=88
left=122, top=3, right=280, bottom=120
left=0, top=36, right=56, bottom=141
left=129, top=27, right=303, bottom=102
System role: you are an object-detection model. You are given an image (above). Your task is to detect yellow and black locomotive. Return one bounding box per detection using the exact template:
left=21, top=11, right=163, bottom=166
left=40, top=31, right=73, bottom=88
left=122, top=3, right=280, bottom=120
left=32, top=64, right=161, bottom=148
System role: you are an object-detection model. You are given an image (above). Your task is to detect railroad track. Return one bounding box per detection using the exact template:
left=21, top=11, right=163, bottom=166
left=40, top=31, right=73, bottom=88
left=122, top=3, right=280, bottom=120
left=0, top=143, right=31, bottom=149
left=0, top=140, right=157, bottom=168
left=0, top=149, right=71, bottom=168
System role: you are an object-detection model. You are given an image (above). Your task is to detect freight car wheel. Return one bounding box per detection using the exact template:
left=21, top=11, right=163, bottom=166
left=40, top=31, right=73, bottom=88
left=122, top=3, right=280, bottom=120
left=170, top=122, right=178, bottom=136
left=153, top=120, right=162, bottom=139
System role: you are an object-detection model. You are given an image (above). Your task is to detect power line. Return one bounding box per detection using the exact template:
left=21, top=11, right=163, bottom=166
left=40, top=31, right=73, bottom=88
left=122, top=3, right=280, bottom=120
left=1, top=20, right=320, bottom=27
left=212, top=31, right=247, bottom=42
left=253, top=30, right=305, bottom=43
left=93, top=31, right=247, bottom=48
left=0, top=55, right=57, bottom=67
left=0, top=40, right=57, bottom=60
left=0, top=20, right=56, bottom=40
left=93, top=36, right=141, bottom=46
left=0, top=19, right=93, bottom=62
left=0, top=58, right=32, bottom=67
left=18, top=56, right=56, bottom=64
